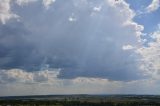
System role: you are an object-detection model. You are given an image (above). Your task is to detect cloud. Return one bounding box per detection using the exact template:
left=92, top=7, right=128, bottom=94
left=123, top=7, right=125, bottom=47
left=0, top=0, right=18, bottom=24
left=0, top=69, right=118, bottom=96
left=146, top=0, right=160, bottom=13
left=122, top=45, right=134, bottom=50
left=137, top=26, right=160, bottom=79
left=0, top=69, right=33, bottom=83
left=68, top=13, right=77, bottom=22
left=42, top=0, right=56, bottom=9
left=0, top=69, right=59, bottom=84
left=0, top=0, right=145, bottom=81
left=0, top=69, right=159, bottom=96
left=93, top=6, right=102, bottom=12
left=16, top=0, right=37, bottom=6
left=0, top=22, right=42, bottom=71
left=0, top=0, right=56, bottom=24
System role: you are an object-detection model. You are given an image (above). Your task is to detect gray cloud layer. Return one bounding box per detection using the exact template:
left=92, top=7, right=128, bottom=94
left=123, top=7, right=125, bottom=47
left=0, top=0, right=145, bottom=81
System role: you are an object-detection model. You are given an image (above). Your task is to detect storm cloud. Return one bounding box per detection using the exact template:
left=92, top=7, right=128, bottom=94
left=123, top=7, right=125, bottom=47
left=0, top=0, right=145, bottom=81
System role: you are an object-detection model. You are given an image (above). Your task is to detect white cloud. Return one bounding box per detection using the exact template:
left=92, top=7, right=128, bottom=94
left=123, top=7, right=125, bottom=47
left=33, top=69, right=59, bottom=83
left=146, top=0, right=160, bottom=13
left=93, top=6, right=102, bottom=12
left=16, top=0, right=56, bottom=8
left=42, top=0, right=56, bottom=9
left=0, top=69, right=122, bottom=95
left=68, top=13, right=77, bottom=22
left=16, top=0, right=37, bottom=6
left=122, top=45, right=134, bottom=50
left=1, top=69, right=160, bottom=96
left=137, top=26, right=160, bottom=79
left=0, top=69, right=33, bottom=83
left=68, top=17, right=76, bottom=22
left=0, top=0, right=18, bottom=24
left=0, top=69, right=60, bottom=84
left=0, top=0, right=56, bottom=24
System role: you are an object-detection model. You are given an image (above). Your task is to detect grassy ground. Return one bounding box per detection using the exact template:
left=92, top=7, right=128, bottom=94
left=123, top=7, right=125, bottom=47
left=0, top=95, right=160, bottom=106
left=0, top=99, right=160, bottom=106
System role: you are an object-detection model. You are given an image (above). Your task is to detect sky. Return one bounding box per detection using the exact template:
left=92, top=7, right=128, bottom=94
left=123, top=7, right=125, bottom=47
left=0, top=0, right=160, bottom=96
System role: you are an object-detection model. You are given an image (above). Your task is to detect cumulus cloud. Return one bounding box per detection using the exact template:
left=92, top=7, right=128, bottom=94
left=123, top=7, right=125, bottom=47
left=16, top=0, right=56, bottom=8
left=0, top=0, right=18, bottom=24
left=0, top=69, right=124, bottom=95
left=0, top=0, right=145, bottom=81
left=68, top=13, right=77, bottom=22
left=0, top=69, right=159, bottom=96
left=93, top=6, right=102, bottom=12
left=16, top=0, right=37, bottom=6
left=42, top=0, right=56, bottom=9
left=0, top=69, right=33, bottom=83
left=122, top=45, right=134, bottom=50
left=0, top=69, right=120, bottom=96
left=137, top=26, right=160, bottom=79
left=146, top=0, right=160, bottom=13
left=0, top=69, right=59, bottom=84
left=0, top=0, right=56, bottom=24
